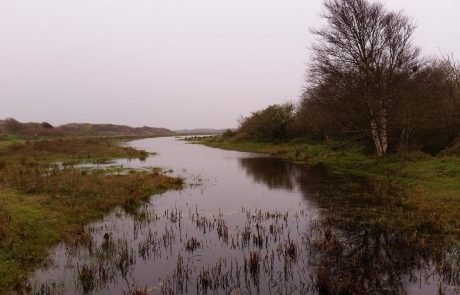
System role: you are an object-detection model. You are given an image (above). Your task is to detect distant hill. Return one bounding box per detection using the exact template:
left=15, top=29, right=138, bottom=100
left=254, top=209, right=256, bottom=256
left=0, top=118, right=175, bottom=138
left=60, top=123, right=174, bottom=137
left=174, top=128, right=234, bottom=135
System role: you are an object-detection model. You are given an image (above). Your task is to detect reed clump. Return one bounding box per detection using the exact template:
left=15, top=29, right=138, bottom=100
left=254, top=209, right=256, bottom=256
left=125, top=287, right=149, bottom=295
left=185, top=237, right=201, bottom=252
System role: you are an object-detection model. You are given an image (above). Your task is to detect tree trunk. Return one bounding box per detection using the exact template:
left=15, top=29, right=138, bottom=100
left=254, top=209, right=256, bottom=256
left=380, top=108, right=388, bottom=155
left=370, top=111, right=388, bottom=157
left=370, top=119, right=384, bottom=156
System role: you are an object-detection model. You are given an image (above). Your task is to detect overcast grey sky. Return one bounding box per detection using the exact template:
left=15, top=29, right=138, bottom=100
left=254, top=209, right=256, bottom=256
left=1, top=0, right=459, bottom=129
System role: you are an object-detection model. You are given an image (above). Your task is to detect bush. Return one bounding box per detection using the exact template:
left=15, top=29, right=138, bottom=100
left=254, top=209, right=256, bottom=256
left=238, top=103, right=295, bottom=142
left=221, top=129, right=235, bottom=138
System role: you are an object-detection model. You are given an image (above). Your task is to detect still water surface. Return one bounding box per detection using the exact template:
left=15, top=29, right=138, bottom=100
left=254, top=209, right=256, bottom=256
left=29, top=137, right=460, bottom=295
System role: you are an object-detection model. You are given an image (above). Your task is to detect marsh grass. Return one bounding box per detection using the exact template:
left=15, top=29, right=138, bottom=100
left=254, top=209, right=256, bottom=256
left=0, top=137, right=182, bottom=292
left=28, top=199, right=460, bottom=295
left=0, top=137, right=150, bottom=165
left=22, top=137, right=460, bottom=295
left=197, top=136, right=460, bottom=238
left=0, top=135, right=24, bottom=150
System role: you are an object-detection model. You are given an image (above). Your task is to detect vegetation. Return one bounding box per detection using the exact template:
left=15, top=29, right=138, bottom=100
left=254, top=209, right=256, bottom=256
left=0, top=137, right=150, bottom=165
left=237, top=103, right=295, bottom=141
left=308, top=0, right=420, bottom=156
left=197, top=136, right=460, bottom=236
left=0, top=137, right=183, bottom=292
left=193, top=0, right=460, bottom=237
left=0, top=135, right=24, bottom=150
left=232, top=0, right=460, bottom=158
left=0, top=118, right=175, bottom=138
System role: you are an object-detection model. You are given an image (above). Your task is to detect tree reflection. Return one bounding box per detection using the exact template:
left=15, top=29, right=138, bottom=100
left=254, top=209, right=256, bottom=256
left=239, top=157, right=297, bottom=190
left=238, top=156, right=460, bottom=295
left=311, top=227, right=446, bottom=295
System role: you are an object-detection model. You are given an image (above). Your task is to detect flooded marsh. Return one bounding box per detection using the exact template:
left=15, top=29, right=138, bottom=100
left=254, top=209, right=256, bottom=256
left=25, top=137, right=460, bottom=295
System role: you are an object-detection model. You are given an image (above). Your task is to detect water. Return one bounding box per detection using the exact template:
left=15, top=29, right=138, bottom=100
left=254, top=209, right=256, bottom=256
left=27, top=137, right=460, bottom=295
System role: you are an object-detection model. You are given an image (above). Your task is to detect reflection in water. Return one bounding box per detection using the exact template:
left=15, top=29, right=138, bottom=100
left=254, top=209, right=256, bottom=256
left=311, top=228, right=437, bottom=295
left=239, top=157, right=460, bottom=295
left=238, top=157, right=331, bottom=195
left=26, top=137, right=460, bottom=295
left=239, top=158, right=297, bottom=190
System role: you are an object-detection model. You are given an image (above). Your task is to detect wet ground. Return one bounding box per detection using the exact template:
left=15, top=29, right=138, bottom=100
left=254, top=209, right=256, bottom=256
left=27, top=137, right=460, bottom=295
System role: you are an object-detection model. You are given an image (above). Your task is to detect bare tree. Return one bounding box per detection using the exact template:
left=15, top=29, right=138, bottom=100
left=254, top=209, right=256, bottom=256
left=308, top=0, right=420, bottom=156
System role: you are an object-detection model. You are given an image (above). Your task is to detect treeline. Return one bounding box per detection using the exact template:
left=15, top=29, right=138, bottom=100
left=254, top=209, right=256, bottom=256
left=234, top=0, right=460, bottom=156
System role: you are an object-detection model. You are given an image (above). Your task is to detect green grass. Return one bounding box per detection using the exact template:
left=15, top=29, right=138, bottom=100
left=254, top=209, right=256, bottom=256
left=197, top=136, right=460, bottom=237
left=0, top=135, right=25, bottom=150
left=0, top=138, right=183, bottom=292
left=0, top=137, right=151, bottom=166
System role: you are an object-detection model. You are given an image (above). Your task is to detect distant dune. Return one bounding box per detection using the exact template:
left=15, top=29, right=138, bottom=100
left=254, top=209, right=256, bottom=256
left=174, top=128, right=234, bottom=135
left=0, top=118, right=175, bottom=137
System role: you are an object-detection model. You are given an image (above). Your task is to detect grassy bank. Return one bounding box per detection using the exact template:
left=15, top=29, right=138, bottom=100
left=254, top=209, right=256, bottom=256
left=0, top=137, right=183, bottom=292
left=196, top=136, right=460, bottom=237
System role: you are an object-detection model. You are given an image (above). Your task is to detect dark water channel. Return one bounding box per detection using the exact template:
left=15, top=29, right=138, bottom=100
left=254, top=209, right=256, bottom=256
left=28, top=137, right=460, bottom=295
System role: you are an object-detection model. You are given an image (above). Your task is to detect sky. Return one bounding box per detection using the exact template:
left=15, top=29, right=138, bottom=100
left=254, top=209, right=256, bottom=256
left=1, top=0, right=459, bottom=129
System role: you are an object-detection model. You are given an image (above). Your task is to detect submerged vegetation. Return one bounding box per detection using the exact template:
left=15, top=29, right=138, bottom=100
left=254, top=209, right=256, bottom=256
left=0, top=137, right=183, bottom=292
left=196, top=136, right=460, bottom=237
left=8, top=136, right=458, bottom=294
left=28, top=201, right=460, bottom=295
